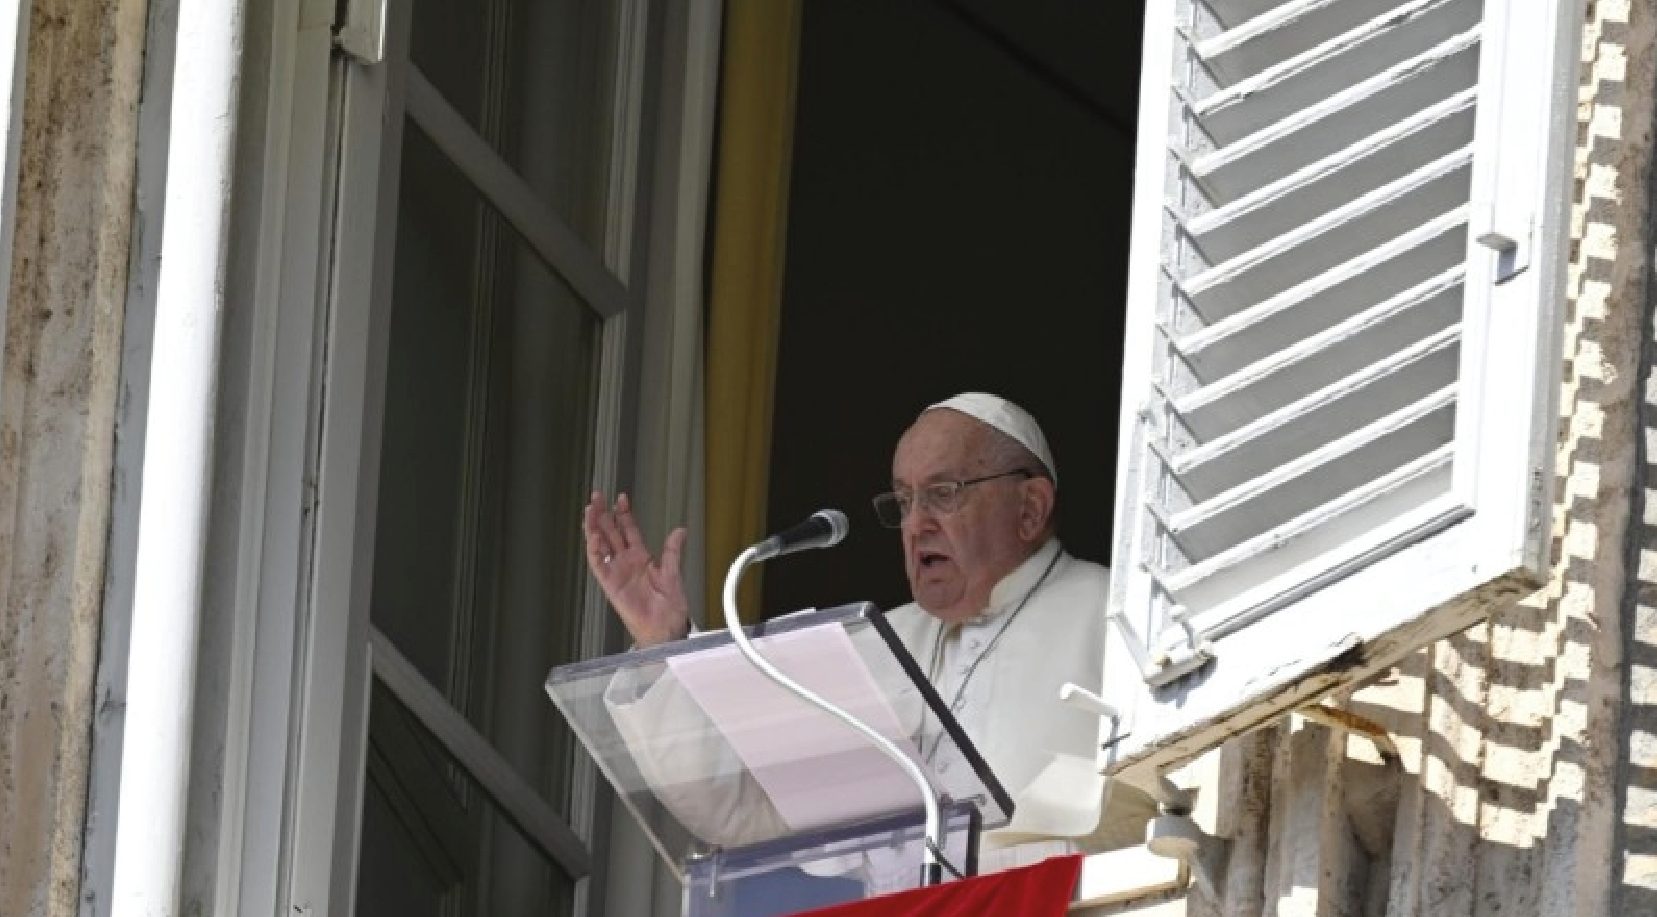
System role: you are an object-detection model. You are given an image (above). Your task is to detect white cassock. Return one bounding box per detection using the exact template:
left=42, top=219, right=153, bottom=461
left=605, top=538, right=1154, bottom=875
left=882, top=538, right=1153, bottom=861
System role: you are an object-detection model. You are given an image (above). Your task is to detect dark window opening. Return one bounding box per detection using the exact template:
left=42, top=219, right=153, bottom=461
left=764, top=0, right=1144, bottom=615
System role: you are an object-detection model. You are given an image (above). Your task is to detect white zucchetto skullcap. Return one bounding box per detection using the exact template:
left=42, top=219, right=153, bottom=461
left=925, top=392, right=1057, bottom=486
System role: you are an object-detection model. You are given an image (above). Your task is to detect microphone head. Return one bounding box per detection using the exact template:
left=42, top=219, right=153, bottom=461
left=812, top=509, right=850, bottom=547
left=754, top=509, right=852, bottom=560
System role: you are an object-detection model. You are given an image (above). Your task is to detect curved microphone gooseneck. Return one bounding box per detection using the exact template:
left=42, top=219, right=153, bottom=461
left=720, top=510, right=946, bottom=887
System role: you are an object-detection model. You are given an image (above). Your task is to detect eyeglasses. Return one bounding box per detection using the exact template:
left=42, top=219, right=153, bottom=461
left=871, top=469, right=1035, bottom=528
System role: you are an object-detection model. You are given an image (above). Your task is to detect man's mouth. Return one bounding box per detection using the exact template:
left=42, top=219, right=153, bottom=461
left=917, top=550, right=950, bottom=569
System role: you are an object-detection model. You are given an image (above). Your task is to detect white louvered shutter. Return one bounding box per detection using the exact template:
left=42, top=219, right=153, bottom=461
left=1099, top=0, right=1580, bottom=779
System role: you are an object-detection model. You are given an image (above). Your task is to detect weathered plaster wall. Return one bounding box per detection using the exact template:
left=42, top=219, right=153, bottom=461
left=0, top=0, right=149, bottom=914
left=1138, top=2, right=1657, bottom=916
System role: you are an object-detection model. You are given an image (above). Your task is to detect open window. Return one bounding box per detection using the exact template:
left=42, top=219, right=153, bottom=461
left=1099, top=0, right=1580, bottom=780
left=274, top=0, right=718, bottom=913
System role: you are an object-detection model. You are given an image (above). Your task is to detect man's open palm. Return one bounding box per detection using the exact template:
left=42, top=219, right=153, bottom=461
left=584, top=491, right=690, bottom=647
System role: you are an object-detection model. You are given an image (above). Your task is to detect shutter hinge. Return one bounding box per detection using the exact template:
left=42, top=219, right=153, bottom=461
left=1108, top=599, right=1214, bottom=690
left=334, top=0, right=387, bottom=65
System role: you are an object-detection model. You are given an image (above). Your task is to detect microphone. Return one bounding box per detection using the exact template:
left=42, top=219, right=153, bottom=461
left=753, top=509, right=849, bottom=561
left=721, top=507, right=945, bottom=881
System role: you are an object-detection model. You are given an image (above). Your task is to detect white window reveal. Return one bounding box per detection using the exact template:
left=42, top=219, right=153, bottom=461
left=1099, top=0, right=1581, bottom=781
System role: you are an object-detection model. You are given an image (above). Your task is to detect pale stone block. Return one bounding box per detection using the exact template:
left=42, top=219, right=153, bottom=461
left=1585, top=162, right=1622, bottom=201
left=1576, top=277, right=1613, bottom=313
left=1568, top=404, right=1605, bottom=441
left=1622, top=785, right=1657, bottom=827
left=1622, top=853, right=1657, bottom=891
left=1628, top=727, right=1657, bottom=764
left=1593, top=104, right=1624, bottom=140
left=1563, top=521, right=1600, bottom=562
left=1640, top=548, right=1657, bottom=579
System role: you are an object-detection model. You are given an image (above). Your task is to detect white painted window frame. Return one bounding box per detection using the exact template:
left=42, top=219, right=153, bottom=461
left=1099, top=0, right=1582, bottom=784
left=163, top=1, right=368, bottom=913
left=186, top=1, right=721, bottom=915
left=280, top=2, right=648, bottom=912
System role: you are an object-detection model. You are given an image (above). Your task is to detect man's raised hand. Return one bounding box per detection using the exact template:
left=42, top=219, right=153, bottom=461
left=583, top=491, right=691, bottom=647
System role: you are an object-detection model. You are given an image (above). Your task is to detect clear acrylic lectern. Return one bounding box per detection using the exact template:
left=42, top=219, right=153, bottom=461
left=545, top=603, right=1013, bottom=916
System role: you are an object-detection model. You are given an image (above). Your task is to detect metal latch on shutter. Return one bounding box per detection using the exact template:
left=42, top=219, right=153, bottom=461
left=1119, top=395, right=1216, bottom=688
left=1473, top=201, right=1531, bottom=283
left=334, top=0, right=387, bottom=65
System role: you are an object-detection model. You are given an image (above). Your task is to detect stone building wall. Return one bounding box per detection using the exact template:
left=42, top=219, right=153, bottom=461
left=0, top=1, right=150, bottom=916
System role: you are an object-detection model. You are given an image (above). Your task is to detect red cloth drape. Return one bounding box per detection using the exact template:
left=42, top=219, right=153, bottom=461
left=790, top=854, right=1083, bottom=917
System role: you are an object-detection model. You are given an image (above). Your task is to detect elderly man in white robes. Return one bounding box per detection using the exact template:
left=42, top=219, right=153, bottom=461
left=583, top=393, right=1152, bottom=872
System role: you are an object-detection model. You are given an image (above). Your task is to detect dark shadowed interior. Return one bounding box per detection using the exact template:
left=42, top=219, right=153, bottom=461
left=762, top=0, right=1144, bottom=616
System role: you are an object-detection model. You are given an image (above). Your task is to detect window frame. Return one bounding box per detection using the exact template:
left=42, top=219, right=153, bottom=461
left=155, top=0, right=717, bottom=913
left=282, top=1, right=654, bottom=910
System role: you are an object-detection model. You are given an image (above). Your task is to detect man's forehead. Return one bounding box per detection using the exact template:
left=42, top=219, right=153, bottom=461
left=892, top=411, right=989, bottom=480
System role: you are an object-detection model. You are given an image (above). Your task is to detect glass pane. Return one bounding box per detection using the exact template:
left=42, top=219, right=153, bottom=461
left=356, top=681, right=579, bottom=917
left=410, top=0, right=622, bottom=254
left=369, top=118, right=601, bottom=821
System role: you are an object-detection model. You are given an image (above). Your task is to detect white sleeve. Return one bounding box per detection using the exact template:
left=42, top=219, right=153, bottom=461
left=604, top=664, right=790, bottom=848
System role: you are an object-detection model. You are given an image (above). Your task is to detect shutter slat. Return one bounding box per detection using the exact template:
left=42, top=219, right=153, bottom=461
left=1194, top=0, right=1479, bottom=144
left=1157, top=439, right=1457, bottom=609
left=1181, top=150, right=1471, bottom=316
left=1175, top=267, right=1463, bottom=438
left=1158, top=325, right=1459, bottom=500
left=1194, top=0, right=1410, bottom=85
left=1185, top=89, right=1476, bottom=263
left=1156, top=385, right=1456, bottom=557
left=1187, top=27, right=1479, bottom=201
left=1164, top=472, right=1469, bottom=646
left=1199, top=0, right=1306, bottom=32
left=1176, top=205, right=1467, bottom=370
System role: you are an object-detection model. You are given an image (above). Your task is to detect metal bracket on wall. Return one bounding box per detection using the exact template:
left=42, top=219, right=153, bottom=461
left=1296, top=702, right=1400, bottom=765
left=1138, top=772, right=1230, bottom=901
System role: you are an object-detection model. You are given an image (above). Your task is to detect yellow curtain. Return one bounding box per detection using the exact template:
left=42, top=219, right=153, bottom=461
left=704, top=0, right=803, bottom=624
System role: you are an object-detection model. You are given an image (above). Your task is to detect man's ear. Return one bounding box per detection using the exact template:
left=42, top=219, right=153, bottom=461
left=1018, top=477, right=1056, bottom=542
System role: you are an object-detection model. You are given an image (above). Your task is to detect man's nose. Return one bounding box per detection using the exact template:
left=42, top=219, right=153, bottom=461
left=903, top=501, right=941, bottom=536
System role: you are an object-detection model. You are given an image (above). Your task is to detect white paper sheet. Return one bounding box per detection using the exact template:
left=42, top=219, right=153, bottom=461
left=664, top=623, right=926, bottom=832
